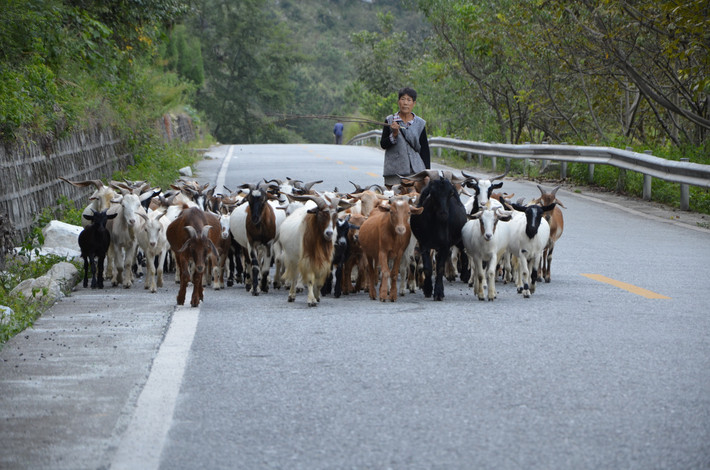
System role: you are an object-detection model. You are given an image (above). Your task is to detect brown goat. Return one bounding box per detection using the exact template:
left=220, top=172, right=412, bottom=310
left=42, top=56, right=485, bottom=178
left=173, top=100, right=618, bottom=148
left=358, top=196, right=423, bottom=302
left=531, top=185, right=566, bottom=283
left=166, top=207, right=219, bottom=307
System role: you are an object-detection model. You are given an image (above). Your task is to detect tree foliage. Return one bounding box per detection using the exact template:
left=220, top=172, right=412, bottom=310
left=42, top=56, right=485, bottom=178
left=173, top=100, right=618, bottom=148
left=402, top=0, right=710, bottom=147
left=0, top=0, right=192, bottom=142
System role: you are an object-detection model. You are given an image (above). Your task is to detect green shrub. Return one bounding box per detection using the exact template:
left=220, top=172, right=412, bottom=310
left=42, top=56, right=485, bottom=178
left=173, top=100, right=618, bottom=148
left=114, top=136, right=201, bottom=189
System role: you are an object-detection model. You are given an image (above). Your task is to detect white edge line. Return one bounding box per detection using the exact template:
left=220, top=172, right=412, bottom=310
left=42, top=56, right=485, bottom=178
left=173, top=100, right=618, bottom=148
left=111, top=306, right=199, bottom=470
left=215, top=145, right=234, bottom=194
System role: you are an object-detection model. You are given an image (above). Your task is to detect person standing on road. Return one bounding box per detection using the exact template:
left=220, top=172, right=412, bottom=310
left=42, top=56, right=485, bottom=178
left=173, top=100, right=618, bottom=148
left=333, top=120, right=344, bottom=144
left=380, top=87, right=430, bottom=188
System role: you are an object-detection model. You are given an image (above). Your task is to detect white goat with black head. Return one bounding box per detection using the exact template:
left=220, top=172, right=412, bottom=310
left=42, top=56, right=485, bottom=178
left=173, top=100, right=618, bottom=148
left=501, top=197, right=556, bottom=298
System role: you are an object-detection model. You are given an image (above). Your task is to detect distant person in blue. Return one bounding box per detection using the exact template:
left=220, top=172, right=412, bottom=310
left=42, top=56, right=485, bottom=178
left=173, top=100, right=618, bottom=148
left=333, top=120, right=344, bottom=144
left=380, top=87, right=430, bottom=188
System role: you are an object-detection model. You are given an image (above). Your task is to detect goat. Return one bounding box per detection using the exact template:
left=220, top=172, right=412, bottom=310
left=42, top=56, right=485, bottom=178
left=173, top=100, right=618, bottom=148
left=136, top=211, right=169, bottom=293
left=59, top=177, right=118, bottom=228
left=340, top=213, right=368, bottom=296
left=501, top=198, right=556, bottom=298
left=461, top=170, right=508, bottom=215
left=229, top=184, right=277, bottom=295
left=461, top=205, right=513, bottom=301
left=408, top=174, right=468, bottom=301
left=78, top=210, right=117, bottom=289
left=274, top=194, right=342, bottom=306
left=359, top=196, right=423, bottom=302
left=321, top=214, right=361, bottom=298
left=531, top=185, right=566, bottom=283
left=106, top=191, right=146, bottom=288
left=205, top=210, right=231, bottom=290
left=166, top=207, right=219, bottom=307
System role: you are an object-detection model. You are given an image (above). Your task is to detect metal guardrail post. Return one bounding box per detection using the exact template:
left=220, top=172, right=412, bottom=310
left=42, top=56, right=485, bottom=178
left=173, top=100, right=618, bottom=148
left=588, top=164, right=595, bottom=183
left=643, top=150, right=653, bottom=200
left=680, top=158, right=690, bottom=210
left=561, top=162, right=568, bottom=179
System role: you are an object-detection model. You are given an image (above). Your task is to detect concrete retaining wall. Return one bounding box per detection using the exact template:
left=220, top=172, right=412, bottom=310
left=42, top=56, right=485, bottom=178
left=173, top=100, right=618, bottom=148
left=0, top=127, right=132, bottom=242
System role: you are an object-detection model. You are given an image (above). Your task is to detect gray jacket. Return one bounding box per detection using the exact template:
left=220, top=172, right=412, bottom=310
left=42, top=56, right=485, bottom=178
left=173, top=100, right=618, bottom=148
left=381, top=114, right=427, bottom=177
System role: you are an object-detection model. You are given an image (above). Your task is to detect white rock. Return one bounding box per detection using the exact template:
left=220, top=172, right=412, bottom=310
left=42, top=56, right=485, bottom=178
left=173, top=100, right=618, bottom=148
left=0, top=305, right=14, bottom=327
left=9, top=262, right=79, bottom=304
left=11, top=276, right=64, bottom=304
left=178, top=166, right=193, bottom=177
left=42, top=220, right=82, bottom=251
left=46, top=261, right=80, bottom=292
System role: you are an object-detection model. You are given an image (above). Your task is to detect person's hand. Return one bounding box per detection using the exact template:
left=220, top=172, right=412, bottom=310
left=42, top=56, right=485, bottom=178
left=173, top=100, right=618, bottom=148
left=390, top=120, right=400, bottom=137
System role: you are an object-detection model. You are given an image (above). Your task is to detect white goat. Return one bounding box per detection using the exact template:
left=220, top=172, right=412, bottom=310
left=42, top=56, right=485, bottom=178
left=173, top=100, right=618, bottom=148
left=137, top=211, right=169, bottom=293
left=461, top=205, right=513, bottom=301
left=106, top=192, right=146, bottom=288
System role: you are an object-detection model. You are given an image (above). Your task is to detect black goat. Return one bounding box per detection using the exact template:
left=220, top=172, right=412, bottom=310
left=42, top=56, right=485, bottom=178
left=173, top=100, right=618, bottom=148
left=410, top=177, right=467, bottom=301
left=78, top=210, right=117, bottom=289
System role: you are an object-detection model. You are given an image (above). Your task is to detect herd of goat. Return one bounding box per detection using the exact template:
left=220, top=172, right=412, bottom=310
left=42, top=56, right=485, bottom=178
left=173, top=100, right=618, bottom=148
left=61, top=169, right=565, bottom=307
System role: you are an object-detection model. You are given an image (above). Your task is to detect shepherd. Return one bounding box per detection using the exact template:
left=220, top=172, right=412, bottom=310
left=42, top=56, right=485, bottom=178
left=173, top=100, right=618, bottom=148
left=380, top=87, right=431, bottom=189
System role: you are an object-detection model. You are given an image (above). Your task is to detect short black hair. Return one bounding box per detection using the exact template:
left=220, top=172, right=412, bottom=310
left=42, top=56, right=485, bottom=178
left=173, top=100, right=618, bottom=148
left=398, top=87, right=417, bottom=101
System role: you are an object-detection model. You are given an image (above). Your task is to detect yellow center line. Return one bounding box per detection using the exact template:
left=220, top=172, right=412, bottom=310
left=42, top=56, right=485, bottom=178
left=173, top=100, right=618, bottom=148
left=366, top=172, right=379, bottom=178
left=336, top=161, right=344, bottom=165
left=350, top=166, right=359, bottom=170
left=581, top=274, right=671, bottom=299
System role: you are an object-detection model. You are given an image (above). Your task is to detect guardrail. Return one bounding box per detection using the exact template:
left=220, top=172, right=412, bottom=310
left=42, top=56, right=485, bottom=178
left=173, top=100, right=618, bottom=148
left=348, top=130, right=710, bottom=210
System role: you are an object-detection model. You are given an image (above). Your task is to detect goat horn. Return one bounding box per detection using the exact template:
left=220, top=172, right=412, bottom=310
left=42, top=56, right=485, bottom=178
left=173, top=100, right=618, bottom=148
left=492, top=170, right=509, bottom=181
left=349, top=181, right=365, bottom=193
left=183, top=226, right=198, bottom=240
left=303, top=180, right=323, bottom=191
left=59, top=177, right=104, bottom=189
left=398, top=171, right=428, bottom=182
left=460, top=171, right=479, bottom=183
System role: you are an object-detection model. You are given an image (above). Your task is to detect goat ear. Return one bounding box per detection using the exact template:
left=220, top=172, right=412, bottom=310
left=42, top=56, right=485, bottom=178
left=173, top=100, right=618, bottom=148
left=409, top=206, right=424, bottom=215
left=177, top=239, right=191, bottom=253
left=107, top=213, right=118, bottom=220
left=83, top=213, right=94, bottom=221
left=554, top=199, right=567, bottom=209
left=201, top=225, right=212, bottom=239
left=511, top=203, right=527, bottom=212
left=468, top=210, right=483, bottom=220
left=207, top=239, right=219, bottom=259
left=542, top=202, right=557, bottom=212
left=492, top=182, right=504, bottom=190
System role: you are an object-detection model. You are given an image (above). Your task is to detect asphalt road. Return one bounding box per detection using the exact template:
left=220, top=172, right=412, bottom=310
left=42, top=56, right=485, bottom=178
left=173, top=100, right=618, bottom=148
left=1, top=144, right=709, bottom=469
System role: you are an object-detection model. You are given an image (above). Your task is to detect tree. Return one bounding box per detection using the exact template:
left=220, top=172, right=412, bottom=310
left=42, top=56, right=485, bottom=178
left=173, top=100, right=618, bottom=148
left=189, top=0, right=301, bottom=143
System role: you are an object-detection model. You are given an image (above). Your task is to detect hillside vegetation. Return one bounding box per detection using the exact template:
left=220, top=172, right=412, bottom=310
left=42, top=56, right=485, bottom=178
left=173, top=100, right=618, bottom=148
left=1, top=2, right=708, bottom=186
